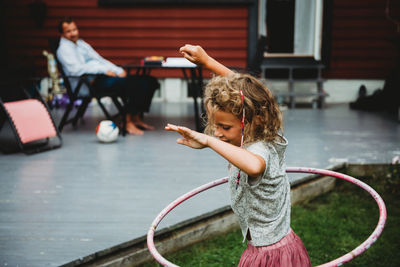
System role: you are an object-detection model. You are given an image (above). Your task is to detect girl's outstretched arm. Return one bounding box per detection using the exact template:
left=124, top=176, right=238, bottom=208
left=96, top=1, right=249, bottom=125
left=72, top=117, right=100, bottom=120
left=165, top=124, right=207, bottom=149
left=165, top=124, right=265, bottom=178
left=179, top=44, right=234, bottom=77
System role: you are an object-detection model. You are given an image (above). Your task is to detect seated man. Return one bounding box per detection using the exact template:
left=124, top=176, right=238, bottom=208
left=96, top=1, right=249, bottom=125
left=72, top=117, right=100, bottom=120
left=57, top=17, right=158, bottom=135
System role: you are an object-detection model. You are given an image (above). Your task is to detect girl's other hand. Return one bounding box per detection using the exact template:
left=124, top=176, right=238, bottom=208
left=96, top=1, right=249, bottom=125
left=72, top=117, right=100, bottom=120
left=179, top=44, right=210, bottom=66
left=179, top=44, right=233, bottom=77
left=165, top=123, right=208, bottom=149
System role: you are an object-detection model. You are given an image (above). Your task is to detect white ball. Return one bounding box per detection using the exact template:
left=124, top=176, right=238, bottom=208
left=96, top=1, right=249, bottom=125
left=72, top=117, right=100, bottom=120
left=96, top=120, right=119, bottom=143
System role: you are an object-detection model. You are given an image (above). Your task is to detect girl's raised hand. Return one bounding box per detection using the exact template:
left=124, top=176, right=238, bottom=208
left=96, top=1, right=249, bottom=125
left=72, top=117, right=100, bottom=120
left=179, top=44, right=210, bottom=66
left=165, top=123, right=208, bottom=149
left=179, top=44, right=233, bottom=77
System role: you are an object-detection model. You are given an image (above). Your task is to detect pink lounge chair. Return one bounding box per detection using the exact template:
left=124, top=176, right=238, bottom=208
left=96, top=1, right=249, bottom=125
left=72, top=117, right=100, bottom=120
left=0, top=88, right=62, bottom=154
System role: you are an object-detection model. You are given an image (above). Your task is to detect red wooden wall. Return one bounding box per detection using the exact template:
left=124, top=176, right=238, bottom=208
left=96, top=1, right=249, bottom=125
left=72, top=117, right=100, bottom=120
left=3, top=0, right=248, bottom=78
left=325, top=0, right=400, bottom=79
left=3, top=0, right=400, bottom=80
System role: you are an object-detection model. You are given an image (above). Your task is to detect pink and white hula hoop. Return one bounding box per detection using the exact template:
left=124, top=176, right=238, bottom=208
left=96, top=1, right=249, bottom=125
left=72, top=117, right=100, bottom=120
left=147, top=167, right=387, bottom=267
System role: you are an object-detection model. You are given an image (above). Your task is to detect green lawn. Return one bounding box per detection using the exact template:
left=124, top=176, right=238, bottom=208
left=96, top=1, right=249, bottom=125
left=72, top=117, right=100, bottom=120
left=142, top=167, right=400, bottom=266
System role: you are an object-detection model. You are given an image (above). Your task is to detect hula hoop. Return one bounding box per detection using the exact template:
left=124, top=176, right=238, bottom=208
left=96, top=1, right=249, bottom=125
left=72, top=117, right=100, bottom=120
left=147, top=167, right=387, bottom=267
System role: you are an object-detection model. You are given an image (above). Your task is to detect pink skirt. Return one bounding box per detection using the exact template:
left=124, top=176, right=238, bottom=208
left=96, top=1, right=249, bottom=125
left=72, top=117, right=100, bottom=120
left=238, top=229, right=311, bottom=267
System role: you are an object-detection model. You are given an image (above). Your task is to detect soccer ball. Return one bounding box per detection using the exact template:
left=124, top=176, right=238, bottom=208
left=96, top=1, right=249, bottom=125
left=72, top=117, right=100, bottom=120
left=96, top=120, right=119, bottom=143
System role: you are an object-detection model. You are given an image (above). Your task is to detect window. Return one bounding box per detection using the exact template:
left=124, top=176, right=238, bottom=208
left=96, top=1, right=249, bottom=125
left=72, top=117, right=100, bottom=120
left=260, top=0, right=324, bottom=60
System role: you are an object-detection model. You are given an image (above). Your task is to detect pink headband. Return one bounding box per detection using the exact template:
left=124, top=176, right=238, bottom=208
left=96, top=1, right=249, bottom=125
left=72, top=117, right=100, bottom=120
left=236, top=90, right=245, bottom=189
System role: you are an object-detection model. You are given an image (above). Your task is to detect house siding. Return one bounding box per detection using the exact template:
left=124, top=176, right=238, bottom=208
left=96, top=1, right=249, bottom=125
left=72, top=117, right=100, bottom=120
left=325, top=0, right=400, bottom=79
left=3, top=0, right=248, bottom=78
left=3, top=0, right=399, bottom=80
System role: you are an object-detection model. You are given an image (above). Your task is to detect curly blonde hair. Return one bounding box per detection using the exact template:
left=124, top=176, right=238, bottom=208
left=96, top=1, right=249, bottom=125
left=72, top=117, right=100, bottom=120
left=203, top=73, right=283, bottom=144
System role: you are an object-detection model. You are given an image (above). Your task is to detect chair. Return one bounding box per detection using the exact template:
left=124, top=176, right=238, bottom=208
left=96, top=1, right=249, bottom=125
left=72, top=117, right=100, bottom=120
left=48, top=38, right=126, bottom=134
left=0, top=86, right=62, bottom=154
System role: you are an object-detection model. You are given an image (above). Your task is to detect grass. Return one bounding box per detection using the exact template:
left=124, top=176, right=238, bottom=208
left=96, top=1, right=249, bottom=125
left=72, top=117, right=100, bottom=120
left=141, top=167, right=400, bottom=266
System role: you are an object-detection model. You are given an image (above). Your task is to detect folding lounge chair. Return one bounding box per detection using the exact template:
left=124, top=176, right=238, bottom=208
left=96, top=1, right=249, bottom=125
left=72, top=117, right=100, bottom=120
left=48, top=38, right=127, bottom=135
left=0, top=87, right=62, bottom=154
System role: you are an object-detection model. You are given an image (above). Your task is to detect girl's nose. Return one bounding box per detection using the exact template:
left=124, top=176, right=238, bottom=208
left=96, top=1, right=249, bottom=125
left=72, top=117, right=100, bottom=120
left=214, top=128, right=223, bottom=138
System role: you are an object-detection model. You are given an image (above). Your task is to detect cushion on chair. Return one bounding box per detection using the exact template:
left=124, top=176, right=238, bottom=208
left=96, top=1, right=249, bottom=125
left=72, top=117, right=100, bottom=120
left=4, top=99, right=57, bottom=144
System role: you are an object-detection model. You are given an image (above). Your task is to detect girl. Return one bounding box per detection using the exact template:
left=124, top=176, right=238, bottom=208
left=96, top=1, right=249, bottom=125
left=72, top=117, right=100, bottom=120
left=165, top=45, right=311, bottom=267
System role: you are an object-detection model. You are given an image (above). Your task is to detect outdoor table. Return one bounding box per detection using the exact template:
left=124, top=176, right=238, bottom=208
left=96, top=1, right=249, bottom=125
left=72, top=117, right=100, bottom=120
left=124, top=61, right=204, bottom=131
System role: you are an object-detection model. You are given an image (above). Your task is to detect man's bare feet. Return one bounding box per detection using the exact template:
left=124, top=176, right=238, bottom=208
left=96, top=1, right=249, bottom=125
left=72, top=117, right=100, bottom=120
left=135, top=121, right=155, bottom=130
left=126, top=122, right=144, bottom=135
left=130, top=114, right=154, bottom=131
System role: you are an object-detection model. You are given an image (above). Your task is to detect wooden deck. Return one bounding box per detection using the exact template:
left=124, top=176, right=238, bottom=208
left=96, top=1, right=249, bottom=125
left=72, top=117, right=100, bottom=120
left=0, top=102, right=399, bottom=266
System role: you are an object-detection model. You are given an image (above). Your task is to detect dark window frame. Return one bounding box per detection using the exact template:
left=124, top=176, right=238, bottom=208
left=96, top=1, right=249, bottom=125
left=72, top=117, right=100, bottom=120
left=261, top=0, right=333, bottom=69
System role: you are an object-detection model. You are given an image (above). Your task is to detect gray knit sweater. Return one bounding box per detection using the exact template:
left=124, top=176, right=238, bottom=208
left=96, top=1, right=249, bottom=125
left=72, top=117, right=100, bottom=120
left=228, top=137, right=291, bottom=246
